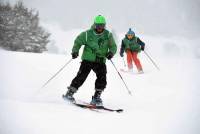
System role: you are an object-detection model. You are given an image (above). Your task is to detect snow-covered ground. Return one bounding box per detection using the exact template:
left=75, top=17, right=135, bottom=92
left=0, top=30, right=200, bottom=134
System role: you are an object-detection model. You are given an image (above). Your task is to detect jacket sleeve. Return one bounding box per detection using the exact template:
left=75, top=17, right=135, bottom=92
left=137, top=37, right=145, bottom=47
left=72, top=32, right=86, bottom=53
left=108, top=33, right=117, bottom=55
left=120, top=40, right=125, bottom=55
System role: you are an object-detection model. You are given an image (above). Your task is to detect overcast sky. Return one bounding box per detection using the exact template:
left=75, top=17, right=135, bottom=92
left=2, top=0, right=200, bottom=38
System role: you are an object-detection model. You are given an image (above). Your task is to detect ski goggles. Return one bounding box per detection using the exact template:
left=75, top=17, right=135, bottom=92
left=95, top=24, right=105, bottom=30
left=127, top=34, right=134, bottom=38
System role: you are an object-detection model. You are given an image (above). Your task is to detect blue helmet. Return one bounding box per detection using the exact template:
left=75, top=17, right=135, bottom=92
left=127, top=28, right=135, bottom=35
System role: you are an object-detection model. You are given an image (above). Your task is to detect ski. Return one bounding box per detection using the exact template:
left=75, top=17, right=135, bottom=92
left=74, top=103, right=123, bottom=113
left=120, top=68, right=144, bottom=74
left=62, top=95, right=123, bottom=113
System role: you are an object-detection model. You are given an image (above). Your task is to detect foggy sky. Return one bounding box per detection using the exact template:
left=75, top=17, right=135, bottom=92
left=2, top=0, right=200, bottom=38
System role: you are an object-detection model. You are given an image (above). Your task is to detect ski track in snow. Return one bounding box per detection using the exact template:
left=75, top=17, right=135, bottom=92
left=0, top=45, right=200, bottom=134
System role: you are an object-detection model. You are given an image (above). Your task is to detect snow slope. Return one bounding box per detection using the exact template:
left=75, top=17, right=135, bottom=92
left=0, top=35, right=200, bottom=134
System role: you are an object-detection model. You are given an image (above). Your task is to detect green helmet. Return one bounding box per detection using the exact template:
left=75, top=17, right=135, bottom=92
left=94, top=15, right=106, bottom=24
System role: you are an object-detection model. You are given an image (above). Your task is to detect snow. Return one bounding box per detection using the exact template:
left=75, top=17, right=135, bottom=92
left=42, top=22, right=200, bottom=58
left=0, top=32, right=200, bottom=134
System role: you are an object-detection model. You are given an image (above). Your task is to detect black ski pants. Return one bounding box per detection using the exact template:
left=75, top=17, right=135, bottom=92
left=70, top=60, right=107, bottom=91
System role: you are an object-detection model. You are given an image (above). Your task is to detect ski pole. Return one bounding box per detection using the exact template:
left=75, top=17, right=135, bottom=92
left=110, top=59, right=132, bottom=95
left=40, top=58, right=73, bottom=89
left=143, top=50, right=160, bottom=70
left=122, top=57, right=126, bottom=67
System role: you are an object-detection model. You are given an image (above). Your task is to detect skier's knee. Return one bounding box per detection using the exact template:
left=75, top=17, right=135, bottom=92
left=95, top=80, right=107, bottom=90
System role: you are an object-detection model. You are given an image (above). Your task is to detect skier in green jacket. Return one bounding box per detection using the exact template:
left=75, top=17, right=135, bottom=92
left=120, top=28, right=145, bottom=73
left=63, top=15, right=117, bottom=106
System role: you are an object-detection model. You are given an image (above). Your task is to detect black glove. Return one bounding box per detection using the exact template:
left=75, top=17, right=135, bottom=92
left=106, top=52, right=114, bottom=60
left=141, top=46, right=145, bottom=51
left=72, top=52, right=78, bottom=59
left=120, top=52, right=124, bottom=57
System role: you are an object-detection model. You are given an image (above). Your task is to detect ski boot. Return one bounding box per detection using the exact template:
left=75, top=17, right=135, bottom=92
left=63, top=86, right=77, bottom=103
left=90, top=90, right=103, bottom=106
left=138, top=68, right=144, bottom=74
left=128, top=68, right=133, bottom=72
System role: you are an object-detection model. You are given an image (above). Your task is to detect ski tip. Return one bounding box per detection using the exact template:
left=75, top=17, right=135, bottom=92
left=116, top=109, right=123, bottom=113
